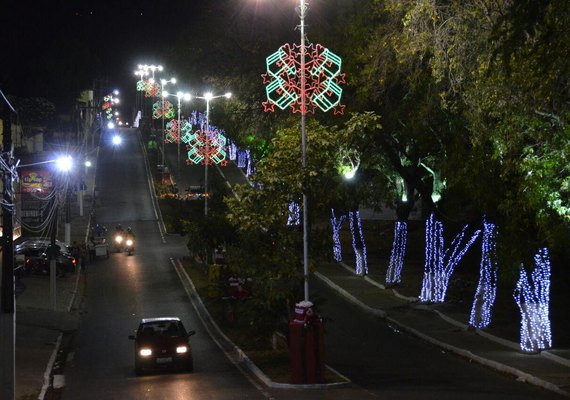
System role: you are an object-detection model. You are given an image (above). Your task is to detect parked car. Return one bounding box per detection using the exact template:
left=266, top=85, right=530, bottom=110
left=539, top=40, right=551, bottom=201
left=128, top=317, right=196, bottom=376
left=15, top=239, right=76, bottom=276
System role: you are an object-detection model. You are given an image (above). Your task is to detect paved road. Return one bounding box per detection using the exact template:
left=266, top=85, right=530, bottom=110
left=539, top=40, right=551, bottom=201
left=163, top=138, right=565, bottom=400
left=61, top=128, right=269, bottom=399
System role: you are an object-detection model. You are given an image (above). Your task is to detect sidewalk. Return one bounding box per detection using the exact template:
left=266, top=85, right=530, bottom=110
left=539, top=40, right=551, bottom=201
left=164, top=143, right=570, bottom=397
left=314, top=261, right=570, bottom=398
left=15, top=146, right=97, bottom=399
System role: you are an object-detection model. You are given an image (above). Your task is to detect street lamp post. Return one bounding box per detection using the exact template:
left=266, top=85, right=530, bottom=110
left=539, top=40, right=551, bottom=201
left=193, top=92, right=231, bottom=217
left=163, top=90, right=192, bottom=177
left=134, top=68, right=148, bottom=118
left=176, top=92, right=191, bottom=176
left=160, top=78, right=176, bottom=182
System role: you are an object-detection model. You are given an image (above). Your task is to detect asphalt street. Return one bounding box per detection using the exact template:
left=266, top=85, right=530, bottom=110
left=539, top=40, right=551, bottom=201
left=60, top=128, right=270, bottom=399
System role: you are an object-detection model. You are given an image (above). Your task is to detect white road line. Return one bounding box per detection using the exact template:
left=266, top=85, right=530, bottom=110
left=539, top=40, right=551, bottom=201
left=38, top=333, right=63, bottom=400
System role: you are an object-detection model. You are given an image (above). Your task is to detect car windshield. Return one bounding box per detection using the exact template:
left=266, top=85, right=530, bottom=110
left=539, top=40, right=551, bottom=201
left=139, top=321, right=184, bottom=337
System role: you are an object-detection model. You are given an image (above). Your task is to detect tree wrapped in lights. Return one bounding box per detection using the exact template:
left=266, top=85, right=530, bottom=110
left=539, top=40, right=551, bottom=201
left=185, top=129, right=228, bottom=166
left=349, top=210, right=368, bottom=275
left=288, top=201, right=300, bottom=226
left=331, top=209, right=346, bottom=262
left=469, top=220, right=499, bottom=329
left=419, top=214, right=481, bottom=303
left=229, top=140, right=237, bottom=161
left=152, top=100, right=175, bottom=120
left=262, top=43, right=346, bottom=115
left=514, top=248, right=552, bottom=353
left=386, top=221, right=408, bottom=285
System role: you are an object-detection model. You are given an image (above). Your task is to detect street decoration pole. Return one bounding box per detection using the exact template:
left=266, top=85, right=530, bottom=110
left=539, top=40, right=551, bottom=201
left=183, top=94, right=231, bottom=217
left=261, top=0, right=345, bottom=302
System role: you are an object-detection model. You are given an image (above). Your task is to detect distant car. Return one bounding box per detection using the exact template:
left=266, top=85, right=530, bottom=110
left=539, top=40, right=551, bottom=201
left=129, top=317, right=196, bottom=376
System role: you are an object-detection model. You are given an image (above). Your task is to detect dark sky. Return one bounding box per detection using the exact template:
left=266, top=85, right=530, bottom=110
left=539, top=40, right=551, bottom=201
left=1, top=0, right=213, bottom=108
left=0, top=0, right=333, bottom=111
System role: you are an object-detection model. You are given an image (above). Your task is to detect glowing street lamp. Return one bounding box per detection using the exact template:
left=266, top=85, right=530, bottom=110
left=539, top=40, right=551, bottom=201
left=18, top=155, right=74, bottom=310
left=193, top=92, right=232, bottom=216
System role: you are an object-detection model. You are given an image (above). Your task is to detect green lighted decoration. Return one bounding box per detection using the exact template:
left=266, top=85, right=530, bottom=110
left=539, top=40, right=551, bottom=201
left=152, top=100, right=175, bottom=120
left=145, top=80, right=161, bottom=98
left=262, top=43, right=345, bottom=115
left=136, top=80, right=146, bottom=91
left=186, top=129, right=227, bottom=166
left=164, top=120, right=188, bottom=143
left=102, top=93, right=115, bottom=120
left=180, top=121, right=194, bottom=144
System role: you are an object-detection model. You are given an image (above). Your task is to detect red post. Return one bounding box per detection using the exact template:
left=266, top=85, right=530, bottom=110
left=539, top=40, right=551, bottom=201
left=288, top=301, right=325, bottom=384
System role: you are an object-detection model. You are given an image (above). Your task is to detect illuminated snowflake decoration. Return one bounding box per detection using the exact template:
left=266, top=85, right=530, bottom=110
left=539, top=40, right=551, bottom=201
left=386, top=221, right=407, bottom=285
left=152, top=100, right=175, bottom=120
left=262, top=43, right=346, bottom=115
left=164, top=120, right=188, bottom=143
left=469, top=220, right=499, bottom=329
left=514, top=248, right=552, bottom=353
left=102, top=94, right=114, bottom=120
left=185, top=129, right=228, bottom=166
left=136, top=80, right=146, bottom=91
left=419, top=214, right=481, bottom=303
left=144, top=80, right=161, bottom=98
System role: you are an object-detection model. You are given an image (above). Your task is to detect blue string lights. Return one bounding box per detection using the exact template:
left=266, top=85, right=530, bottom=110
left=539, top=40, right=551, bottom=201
left=288, top=201, right=301, bottom=226
left=513, top=248, right=552, bottom=353
left=237, top=150, right=247, bottom=168
left=469, top=220, right=499, bottom=329
left=419, top=214, right=481, bottom=303
left=386, top=221, right=407, bottom=285
left=331, top=209, right=346, bottom=262
left=349, top=210, right=368, bottom=275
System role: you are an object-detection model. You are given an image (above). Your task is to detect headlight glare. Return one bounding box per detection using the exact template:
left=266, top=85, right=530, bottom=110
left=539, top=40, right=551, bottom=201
left=139, top=348, right=152, bottom=357
left=176, top=346, right=188, bottom=354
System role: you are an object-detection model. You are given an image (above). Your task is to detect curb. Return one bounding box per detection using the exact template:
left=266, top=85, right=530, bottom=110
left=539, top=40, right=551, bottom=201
left=314, top=270, right=570, bottom=398
left=172, top=259, right=351, bottom=390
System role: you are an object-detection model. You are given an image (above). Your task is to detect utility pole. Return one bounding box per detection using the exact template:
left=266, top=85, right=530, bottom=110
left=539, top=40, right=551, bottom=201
left=1, top=90, right=16, bottom=400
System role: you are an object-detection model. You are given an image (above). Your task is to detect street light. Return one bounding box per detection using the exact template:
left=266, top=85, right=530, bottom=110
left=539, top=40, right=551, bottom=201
left=163, top=90, right=192, bottom=176
left=18, top=155, right=74, bottom=310
left=134, top=68, right=149, bottom=117
left=193, top=92, right=232, bottom=216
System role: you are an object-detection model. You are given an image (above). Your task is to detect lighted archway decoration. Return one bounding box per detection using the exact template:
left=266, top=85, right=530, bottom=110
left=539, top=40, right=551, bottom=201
left=185, top=129, right=228, bottom=166
left=262, top=43, right=346, bottom=115
left=152, top=100, right=175, bottom=120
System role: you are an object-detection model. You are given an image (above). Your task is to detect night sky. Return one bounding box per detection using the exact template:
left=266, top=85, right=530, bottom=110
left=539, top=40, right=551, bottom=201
left=0, top=0, right=305, bottom=112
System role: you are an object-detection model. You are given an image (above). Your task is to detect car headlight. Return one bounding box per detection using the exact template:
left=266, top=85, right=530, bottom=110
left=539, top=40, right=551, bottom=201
left=176, top=346, right=188, bottom=354
left=139, top=348, right=152, bottom=357
left=115, top=235, right=123, bottom=243
left=126, top=239, right=133, bottom=246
